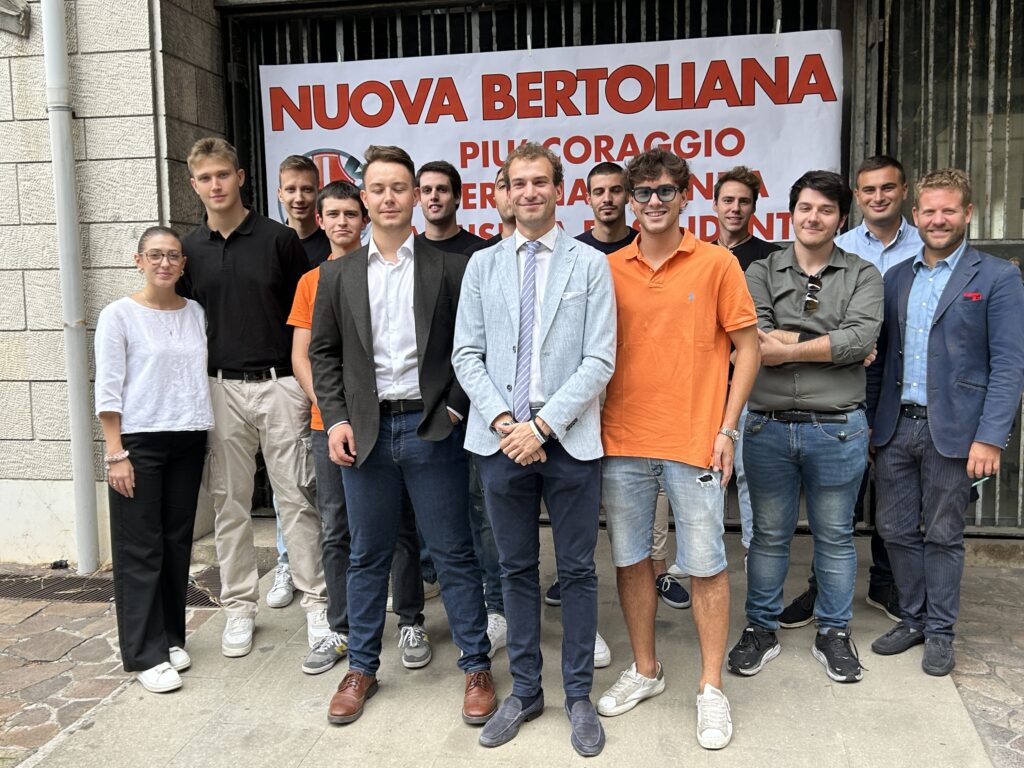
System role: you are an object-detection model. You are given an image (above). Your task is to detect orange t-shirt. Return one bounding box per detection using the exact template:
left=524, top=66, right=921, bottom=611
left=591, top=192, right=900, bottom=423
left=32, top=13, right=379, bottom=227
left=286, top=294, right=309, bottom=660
left=601, top=230, right=757, bottom=468
left=287, top=266, right=324, bottom=431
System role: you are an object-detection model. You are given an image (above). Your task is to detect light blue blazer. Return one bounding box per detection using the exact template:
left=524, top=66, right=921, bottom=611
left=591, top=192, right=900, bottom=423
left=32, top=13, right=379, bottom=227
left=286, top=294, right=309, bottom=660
left=452, top=229, right=616, bottom=461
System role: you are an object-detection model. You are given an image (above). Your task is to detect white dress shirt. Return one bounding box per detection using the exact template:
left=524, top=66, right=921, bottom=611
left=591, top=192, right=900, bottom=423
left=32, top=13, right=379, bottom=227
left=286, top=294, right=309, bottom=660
left=367, top=232, right=421, bottom=401
left=513, top=225, right=559, bottom=407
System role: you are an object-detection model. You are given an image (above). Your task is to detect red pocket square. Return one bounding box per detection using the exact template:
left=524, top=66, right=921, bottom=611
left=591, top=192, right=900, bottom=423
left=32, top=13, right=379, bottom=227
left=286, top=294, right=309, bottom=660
left=963, top=292, right=983, bottom=301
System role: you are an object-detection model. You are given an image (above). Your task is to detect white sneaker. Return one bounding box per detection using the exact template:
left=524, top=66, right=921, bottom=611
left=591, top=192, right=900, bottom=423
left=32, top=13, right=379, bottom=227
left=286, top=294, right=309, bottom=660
left=487, top=613, right=507, bottom=657
left=597, top=662, right=666, bottom=716
left=137, top=662, right=182, bottom=693
left=594, top=631, right=611, bottom=668
left=221, top=615, right=254, bottom=657
left=168, top=646, right=191, bottom=672
left=266, top=563, right=295, bottom=608
left=306, top=608, right=330, bottom=648
left=696, top=683, right=733, bottom=750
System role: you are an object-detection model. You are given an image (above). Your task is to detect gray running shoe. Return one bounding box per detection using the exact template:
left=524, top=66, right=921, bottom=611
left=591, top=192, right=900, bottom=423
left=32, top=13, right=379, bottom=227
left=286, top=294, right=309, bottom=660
left=399, top=624, right=432, bottom=669
left=302, top=631, right=348, bottom=675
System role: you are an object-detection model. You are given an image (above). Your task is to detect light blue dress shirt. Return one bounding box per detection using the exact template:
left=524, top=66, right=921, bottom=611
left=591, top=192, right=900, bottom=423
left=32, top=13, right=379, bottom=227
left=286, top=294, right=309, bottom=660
left=834, top=217, right=923, bottom=276
left=901, top=239, right=969, bottom=405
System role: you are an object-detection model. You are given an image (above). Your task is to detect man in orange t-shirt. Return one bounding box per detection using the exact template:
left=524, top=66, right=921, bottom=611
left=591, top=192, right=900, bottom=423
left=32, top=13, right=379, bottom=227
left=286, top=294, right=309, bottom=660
left=595, top=149, right=760, bottom=752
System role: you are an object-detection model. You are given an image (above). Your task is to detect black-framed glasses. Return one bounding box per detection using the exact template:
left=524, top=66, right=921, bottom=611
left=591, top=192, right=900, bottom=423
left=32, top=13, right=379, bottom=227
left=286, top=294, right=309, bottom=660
left=803, top=274, right=823, bottom=314
left=631, top=184, right=679, bottom=204
left=142, top=249, right=184, bottom=265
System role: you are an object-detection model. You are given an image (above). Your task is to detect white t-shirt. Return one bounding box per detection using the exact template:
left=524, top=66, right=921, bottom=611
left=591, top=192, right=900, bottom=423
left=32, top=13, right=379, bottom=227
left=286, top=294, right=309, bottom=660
left=94, top=297, right=214, bottom=434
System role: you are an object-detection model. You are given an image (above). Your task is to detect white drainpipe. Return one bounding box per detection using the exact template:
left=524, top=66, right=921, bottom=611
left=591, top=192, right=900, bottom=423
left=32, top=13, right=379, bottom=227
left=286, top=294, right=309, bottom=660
left=41, top=0, right=99, bottom=573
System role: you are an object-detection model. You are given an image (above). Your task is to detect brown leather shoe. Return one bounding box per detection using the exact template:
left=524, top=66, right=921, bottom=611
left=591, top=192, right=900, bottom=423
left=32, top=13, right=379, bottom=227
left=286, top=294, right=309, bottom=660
left=462, top=669, right=498, bottom=724
left=327, top=670, right=378, bottom=724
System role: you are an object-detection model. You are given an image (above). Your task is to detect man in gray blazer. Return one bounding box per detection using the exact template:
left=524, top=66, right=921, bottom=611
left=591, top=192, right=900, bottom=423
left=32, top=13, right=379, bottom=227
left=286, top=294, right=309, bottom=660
left=453, top=143, right=616, bottom=757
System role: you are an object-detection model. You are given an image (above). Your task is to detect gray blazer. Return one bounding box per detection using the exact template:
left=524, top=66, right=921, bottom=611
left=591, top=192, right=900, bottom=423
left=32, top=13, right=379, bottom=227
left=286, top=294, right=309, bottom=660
left=452, top=229, right=616, bottom=461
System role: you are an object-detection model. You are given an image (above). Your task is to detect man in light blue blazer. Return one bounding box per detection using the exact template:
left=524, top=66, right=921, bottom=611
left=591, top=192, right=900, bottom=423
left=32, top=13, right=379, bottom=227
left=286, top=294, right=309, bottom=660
left=453, top=142, right=616, bottom=757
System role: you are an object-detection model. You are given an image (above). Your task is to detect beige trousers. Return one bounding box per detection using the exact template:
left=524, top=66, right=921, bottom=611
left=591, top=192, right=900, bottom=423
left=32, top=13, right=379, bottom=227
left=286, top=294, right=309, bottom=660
left=652, top=490, right=670, bottom=564
left=205, top=374, right=327, bottom=616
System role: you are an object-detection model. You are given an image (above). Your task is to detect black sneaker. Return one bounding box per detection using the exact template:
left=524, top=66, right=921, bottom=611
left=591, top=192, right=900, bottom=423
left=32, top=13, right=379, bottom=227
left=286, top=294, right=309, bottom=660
left=544, top=580, right=561, bottom=606
left=727, top=625, right=781, bottom=676
left=866, top=583, right=901, bottom=623
left=778, top=587, right=817, bottom=628
left=922, top=637, right=955, bottom=676
left=812, top=628, right=863, bottom=683
left=871, top=622, right=924, bottom=656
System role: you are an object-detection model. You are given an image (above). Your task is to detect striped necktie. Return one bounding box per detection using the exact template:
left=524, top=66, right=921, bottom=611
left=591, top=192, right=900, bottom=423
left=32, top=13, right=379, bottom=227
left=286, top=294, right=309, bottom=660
left=512, top=240, right=539, bottom=423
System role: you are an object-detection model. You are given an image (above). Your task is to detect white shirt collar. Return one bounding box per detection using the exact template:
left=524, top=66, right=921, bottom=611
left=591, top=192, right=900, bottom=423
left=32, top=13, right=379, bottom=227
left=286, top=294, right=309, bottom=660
left=514, top=224, right=559, bottom=254
left=368, top=231, right=416, bottom=263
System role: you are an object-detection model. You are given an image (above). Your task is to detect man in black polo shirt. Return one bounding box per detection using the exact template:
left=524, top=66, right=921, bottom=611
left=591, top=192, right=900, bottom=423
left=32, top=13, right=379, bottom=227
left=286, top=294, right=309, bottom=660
left=574, top=161, right=638, bottom=256
left=178, top=137, right=328, bottom=662
left=415, top=160, right=486, bottom=255
left=479, top=168, right=516, bottom=248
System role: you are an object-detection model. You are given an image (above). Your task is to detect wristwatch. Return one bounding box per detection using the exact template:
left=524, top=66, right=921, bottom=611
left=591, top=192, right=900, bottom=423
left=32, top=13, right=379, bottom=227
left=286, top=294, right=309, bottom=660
left=719, top=427, right=740, bottom=443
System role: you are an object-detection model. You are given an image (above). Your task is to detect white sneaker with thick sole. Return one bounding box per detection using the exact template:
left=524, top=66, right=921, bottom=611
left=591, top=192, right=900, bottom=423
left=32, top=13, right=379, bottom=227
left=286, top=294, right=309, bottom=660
left=266, top=563, right=295, bottom=609
left=594, top=631, right=611, bottom=668
left=306, top=608, right=330, bottom=649
left=597, top=662, right=666, bottom=716
left=168, top=646, right=191, bottom=672
left=222, top=615, right=255, bottom=658
left=137, top=662, right=182, bottom=693
left=487, top=613, right=507, bottom=657
left=696, top=683, right=733, bottom=750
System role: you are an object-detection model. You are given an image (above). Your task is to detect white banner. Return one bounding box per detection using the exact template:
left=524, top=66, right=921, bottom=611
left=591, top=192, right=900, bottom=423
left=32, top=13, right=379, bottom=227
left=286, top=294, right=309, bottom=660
left=260, top=30, right=842, bottom=242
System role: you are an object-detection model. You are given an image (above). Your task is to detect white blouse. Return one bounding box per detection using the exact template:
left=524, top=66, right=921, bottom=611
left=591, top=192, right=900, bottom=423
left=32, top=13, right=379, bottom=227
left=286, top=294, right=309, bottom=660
left=94, top=297, right=214, bottom=434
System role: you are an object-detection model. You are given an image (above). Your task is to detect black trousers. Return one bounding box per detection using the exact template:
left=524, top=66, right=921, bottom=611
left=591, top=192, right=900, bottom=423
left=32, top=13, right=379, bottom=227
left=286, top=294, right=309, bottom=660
left=110, top=430, right=207, bottom=672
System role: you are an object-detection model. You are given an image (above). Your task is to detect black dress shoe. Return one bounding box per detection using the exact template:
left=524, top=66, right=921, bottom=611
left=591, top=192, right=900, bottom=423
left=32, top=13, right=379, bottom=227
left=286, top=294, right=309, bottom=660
left=871, top=622, right=924, bottom=655
left=922, top=637, right=955, bottom=676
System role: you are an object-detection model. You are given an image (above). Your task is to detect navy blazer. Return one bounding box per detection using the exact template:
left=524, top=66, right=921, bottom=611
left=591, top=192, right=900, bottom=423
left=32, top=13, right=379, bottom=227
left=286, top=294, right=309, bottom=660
left=866, top=244, right=1024, bottom=458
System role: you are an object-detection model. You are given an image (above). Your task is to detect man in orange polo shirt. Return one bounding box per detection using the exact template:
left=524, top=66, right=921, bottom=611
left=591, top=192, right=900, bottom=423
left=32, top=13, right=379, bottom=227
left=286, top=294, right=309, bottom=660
left=596, top=149, right=760, bottom=751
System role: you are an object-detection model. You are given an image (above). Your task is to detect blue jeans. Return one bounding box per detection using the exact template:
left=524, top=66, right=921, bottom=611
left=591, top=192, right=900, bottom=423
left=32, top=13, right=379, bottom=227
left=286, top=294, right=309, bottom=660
left=310, top=429, right=349, bottom=635
left=734, top=404, right=754, bottom=549
left=341, top=413, right=489, bottom=676
left=469, top=455, right=504, bottom=614
left=743, top=410, right=867, bottom=631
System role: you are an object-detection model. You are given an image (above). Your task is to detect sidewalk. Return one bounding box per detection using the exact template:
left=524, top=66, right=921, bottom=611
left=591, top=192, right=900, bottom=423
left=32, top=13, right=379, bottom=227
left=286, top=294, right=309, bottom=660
left=6, top=536, right=1007, bottom=768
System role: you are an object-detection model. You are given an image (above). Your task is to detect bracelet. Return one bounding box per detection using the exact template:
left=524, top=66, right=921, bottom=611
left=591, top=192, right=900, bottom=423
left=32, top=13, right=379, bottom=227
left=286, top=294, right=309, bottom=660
left=104, top=449, right=130, bottom=464
left=529, top=418, right=547, bottom=444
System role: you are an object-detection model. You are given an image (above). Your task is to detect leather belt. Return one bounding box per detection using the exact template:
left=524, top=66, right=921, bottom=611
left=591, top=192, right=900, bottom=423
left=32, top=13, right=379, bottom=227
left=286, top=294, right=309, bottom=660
left=900, top=404, right=928, bottom=420
left=750, top=409, right=852, bottom=424
left=211, top=366, right=292, bottom=382
left=380, top=399, right=424, bottom=415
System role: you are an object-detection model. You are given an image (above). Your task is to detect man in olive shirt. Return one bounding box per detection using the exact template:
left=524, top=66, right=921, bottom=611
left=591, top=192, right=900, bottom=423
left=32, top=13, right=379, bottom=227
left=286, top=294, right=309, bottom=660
left=727, top=171, right=882, bottom=685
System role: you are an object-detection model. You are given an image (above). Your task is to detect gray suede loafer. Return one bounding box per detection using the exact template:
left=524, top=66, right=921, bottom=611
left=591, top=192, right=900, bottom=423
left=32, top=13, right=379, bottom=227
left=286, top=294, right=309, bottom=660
left=566, top=700, right=605, bottom=757
left=479, top=694, right=545, bottom=748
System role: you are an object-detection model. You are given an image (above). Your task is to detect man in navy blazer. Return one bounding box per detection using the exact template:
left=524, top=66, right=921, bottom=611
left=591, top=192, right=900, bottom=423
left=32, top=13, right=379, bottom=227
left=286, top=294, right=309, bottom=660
left=866, top=168, right=1024, bottom=676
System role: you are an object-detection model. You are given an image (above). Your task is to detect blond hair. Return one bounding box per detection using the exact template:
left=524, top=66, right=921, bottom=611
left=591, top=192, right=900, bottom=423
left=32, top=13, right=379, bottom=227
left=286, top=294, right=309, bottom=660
left=187, top=137, right=240, bottom=176
left=916, top=168, right=972, bottom=207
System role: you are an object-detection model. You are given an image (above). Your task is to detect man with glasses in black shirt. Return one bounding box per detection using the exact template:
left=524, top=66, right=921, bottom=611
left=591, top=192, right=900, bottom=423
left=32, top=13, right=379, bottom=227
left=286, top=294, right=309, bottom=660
left=727, top=171, right=882, bottom=685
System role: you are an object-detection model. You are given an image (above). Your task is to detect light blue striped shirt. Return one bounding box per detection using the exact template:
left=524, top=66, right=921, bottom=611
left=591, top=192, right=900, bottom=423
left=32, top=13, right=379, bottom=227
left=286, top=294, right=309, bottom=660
left=834, top=218, right=923, bottom=276
left=901, top=239, right=969, bottom=405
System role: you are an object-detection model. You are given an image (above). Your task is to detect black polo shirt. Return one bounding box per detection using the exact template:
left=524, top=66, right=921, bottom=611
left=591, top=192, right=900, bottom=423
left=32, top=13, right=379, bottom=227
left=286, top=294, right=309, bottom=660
left=178, top=210, right=309, bottom=371
left=415, top=227, right=486, bottom=256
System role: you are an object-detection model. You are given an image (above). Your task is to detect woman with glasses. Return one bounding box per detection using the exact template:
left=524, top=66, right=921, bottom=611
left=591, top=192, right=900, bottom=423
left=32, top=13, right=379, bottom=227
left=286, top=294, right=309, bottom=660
left=94, top=226, right=214, bottom=693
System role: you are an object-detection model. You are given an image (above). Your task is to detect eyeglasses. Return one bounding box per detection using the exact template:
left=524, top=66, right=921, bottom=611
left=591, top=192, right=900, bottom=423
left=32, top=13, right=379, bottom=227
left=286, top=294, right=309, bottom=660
left=142, top=250, right=184, bottom=265
left=803, top=274, right=823, bottom=314
left=631, top=185, right=680, bottom=204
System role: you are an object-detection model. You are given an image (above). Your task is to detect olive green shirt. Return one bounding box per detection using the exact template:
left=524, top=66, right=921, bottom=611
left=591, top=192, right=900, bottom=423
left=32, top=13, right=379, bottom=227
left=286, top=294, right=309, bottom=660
left=745, top=244, right=883, bottom=412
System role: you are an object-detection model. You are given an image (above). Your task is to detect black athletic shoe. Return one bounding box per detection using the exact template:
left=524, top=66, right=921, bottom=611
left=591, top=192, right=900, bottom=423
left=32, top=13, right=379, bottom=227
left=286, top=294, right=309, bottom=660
left=922, top=637, right=956, bottom=676
left=871, top=622, right=924, bottom=656
left=866, top=583, right=901, bottom=623
left=812, top=628, right=863, bottom=683
left=544, top=580, right=561, bottom=606
left=778, top=587, right=817, bottom=628
left=727, top=625, right=781, bottom=676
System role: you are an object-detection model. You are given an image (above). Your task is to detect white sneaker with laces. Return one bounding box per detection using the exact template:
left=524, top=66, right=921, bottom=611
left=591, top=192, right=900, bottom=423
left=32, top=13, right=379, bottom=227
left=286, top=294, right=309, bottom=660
left=306, top=608, right=330, bottom=648
left=487, top=613, right=507, bottom=657
left=696, top=683, right=733, bottom=750
left=168, top=646, right=191, bottom=672
left=594, top=631, right=611, bottom=668
left=136, top=661, right=182, bottom=693
left=399, top=624, right=432, bottom=669
left=221, top=615, right=255, bottom=658
left=266, top=563, right=295, bottom=608
left=597, top=662, right=666, bottom=716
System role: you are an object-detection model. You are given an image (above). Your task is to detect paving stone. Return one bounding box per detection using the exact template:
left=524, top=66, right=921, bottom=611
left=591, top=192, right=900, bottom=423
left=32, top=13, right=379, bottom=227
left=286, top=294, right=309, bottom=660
left=55, top=699, right=101, bottom=729
left=0, top=721, right=59, bottom=749
left=4, top=613, right=64, bottom=637
left=0, top=697, right=20, bottom=718
left=16, top=672, right=71, bottom=702
left=0, top=601, right=47, bottom=624
left=0, top=745, right=30, bottom=764
left=956, top=675, right=1024, bottom=708
left=43, top=602, right=114, bottom=619
left=8, top=630, right=86, bottom=662
left=186, top=609, right=218, bottom=631
left=0, top=657, right=22, bottom=675
left=6, top=704, right=52, bottom=728
left=66, top=662, right=122, bottom=681
left=0, top=662, right=71, bottom=696
left=952, top=651, right=993, bottom=676
left=63, top=615, right=117, bottom=636
left=64, top=677, right=124, bottom=700
left=1010, top=735, right=1024, bottom=752
left=66, top=637, right=118, bottom=664
left=958, top=687, right=1014, bottom=726
left=992, top=747, right=1024, bottom=768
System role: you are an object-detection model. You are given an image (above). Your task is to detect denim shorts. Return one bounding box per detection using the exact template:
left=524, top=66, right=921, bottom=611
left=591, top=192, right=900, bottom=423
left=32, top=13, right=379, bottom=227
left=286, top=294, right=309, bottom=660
left=602, top=456, right=727, bottom=577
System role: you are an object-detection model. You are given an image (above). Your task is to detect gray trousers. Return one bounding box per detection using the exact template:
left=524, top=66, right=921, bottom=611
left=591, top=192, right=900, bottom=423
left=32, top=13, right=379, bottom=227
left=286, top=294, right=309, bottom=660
left=874, top=415, right=971, bottom=640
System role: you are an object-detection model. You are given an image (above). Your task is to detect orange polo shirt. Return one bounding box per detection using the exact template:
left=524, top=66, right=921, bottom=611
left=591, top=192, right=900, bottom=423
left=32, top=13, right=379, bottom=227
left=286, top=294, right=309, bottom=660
left=287, top=266, right=325, bottom=431
left=601, top=230, right=757, bottom=468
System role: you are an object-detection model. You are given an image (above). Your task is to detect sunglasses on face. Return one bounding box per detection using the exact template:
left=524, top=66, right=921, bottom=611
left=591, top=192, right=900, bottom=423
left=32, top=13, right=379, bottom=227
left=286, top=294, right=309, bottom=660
left=803, top=274, right=823, bottom=314
left=631, top=184, right=680, bottom=204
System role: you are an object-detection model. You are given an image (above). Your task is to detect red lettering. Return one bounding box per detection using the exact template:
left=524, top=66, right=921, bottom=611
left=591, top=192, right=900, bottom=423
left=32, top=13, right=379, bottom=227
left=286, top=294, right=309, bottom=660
left=594, top=135, right=614, bottom=162
left=349, top=81, right=392, bottom=128
left=606, top=65, right=655, bottom=114
left=566, top=179, right=589, bottom=205
left=644, top=131, right=670, bottom=151
left=544, top=70, right=581, bottom=117
left=740, top=57, right=789, bottom=105
left=563, top=135, right=590, bottom=164
left=516, top=71, right=543, bottom=119
left=269, top=86, right=311, bottom=131
left=576, top=68, right=608, bottom=114
left=694, top=60, right=741, bottom=108
left=426, top=77, right=468, bottom=122
left=616, top=133, right=640, bottom=162
left=460, top=141, right=480, bottom=167
left=750, top=212, right=773, bottom=240
left=312, top=84, right=350, bottom=130
left=391, top=79, right=432, bottom=123
left=654, top=64, right=683, bottom=110
left=482, top=74, right=515, bottom=120
left=789, top=54, right=838, bottom=102
left=715, top=127, right=745, bottom=156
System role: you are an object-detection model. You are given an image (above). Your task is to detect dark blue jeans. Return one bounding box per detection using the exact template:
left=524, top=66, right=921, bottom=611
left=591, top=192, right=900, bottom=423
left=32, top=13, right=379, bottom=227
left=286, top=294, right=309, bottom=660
left=469, top=455, right=504, bottom=614
left=311, top=429, right=350, bottom=635
left=341, top=413, right=489, bottom=676
left=744, top=410, right=867, bottom=631
left=478, top=441, right=600, bottom=700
